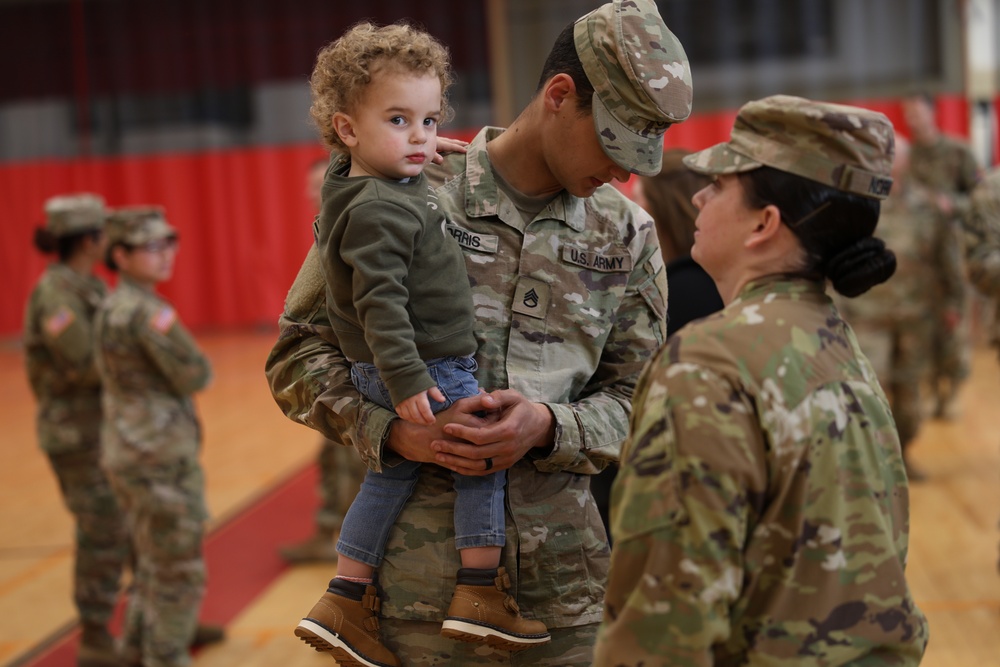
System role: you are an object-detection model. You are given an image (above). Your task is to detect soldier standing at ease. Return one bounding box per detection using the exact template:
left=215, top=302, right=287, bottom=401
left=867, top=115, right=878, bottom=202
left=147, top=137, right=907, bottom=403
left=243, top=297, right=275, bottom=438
left=595, top=96, right=928, bottom=665
left=965, top=168, right=1000, bottom=575
left=23, top=194, right=129, bottom=667
left=95, top=208, right=216, bottom=667
left=838, top=137, right=966, bottom=481
left=901, top=92, right=982, bottom=418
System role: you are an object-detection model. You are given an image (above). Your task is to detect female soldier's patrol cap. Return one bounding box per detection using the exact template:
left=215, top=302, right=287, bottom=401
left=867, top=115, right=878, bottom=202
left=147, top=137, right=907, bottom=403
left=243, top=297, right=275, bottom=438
left=574, top=0, right=693, bottom=177
left=683, top=95, right=895, bottom=200
left=105, top=206, right=178, bottom=246
left=43, top=193, right=107, bottom=237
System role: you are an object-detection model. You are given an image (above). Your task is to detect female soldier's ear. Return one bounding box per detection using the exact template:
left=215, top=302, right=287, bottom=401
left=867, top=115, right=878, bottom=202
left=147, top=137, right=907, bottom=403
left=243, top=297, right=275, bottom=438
left=744, top=204, right=783, bottom=249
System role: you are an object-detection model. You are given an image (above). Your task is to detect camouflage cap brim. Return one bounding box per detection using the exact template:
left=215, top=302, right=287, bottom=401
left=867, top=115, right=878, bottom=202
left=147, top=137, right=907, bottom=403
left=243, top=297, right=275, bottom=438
left=575, top=0, right=692, bottom=177
left=591, top=92, right=666, bottom=177
left=44, top=193, right=107, bottom=238
left=682, top=142, right=763, bottom=176
left=106, top=207, right=177, bottom=247
left=123, top=218, right=177, bottom=246
left=684, top=95, right=894, bottom=200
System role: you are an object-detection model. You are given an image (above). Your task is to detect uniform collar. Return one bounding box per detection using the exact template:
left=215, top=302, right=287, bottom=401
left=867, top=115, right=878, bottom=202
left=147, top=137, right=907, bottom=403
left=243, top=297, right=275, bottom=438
left=460, top=127, right=586, bottom=232
left=733, top=273, right=828, bottom=305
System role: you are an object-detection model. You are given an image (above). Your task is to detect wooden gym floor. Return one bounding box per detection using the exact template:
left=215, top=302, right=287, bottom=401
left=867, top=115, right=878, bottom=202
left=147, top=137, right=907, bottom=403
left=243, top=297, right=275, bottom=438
left=0, top=328, right=997, bottom=667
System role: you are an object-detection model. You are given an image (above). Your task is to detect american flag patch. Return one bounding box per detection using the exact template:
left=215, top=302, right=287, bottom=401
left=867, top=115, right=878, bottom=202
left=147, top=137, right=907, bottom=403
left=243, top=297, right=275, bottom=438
left=150, top=306, right=176, bottom=333
left=44, top=307, right=75, bottom=337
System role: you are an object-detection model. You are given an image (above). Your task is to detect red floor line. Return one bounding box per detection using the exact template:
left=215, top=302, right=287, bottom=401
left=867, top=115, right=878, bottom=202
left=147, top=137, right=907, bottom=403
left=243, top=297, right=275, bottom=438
left=14, top=462, right=320, bottom=667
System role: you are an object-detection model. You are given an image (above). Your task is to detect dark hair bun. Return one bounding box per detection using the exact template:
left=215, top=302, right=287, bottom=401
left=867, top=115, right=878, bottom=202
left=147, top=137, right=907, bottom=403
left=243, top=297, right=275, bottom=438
left=826, top=236, right=896, bottom=297
left=33, top=227, right=58, bottom=253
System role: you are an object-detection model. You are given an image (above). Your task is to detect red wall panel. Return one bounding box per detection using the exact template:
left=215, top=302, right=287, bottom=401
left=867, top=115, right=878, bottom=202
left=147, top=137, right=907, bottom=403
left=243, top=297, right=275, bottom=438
left=1, top=95, right=989, bottom=339
left=2, top=144, right=328, bottom=337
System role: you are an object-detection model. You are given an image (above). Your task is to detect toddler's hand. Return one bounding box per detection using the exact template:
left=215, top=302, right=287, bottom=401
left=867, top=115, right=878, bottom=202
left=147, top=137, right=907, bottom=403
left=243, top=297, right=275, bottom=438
left=432, top=136, right=469, bottom=163
left=397, top=387, right=446, bottom=425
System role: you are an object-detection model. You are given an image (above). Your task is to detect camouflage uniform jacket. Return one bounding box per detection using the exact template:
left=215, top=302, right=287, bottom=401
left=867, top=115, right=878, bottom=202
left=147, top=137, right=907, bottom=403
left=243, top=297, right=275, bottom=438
left=909, top=134, right=980, bottom=218
left=594, top=276, right=928, bottom=666
left=95, top=276, right=211, bottom=470
left=966, top=167, right=1000, bottom=298
left=23, top=263, right=107, bottom=455
left=839, top=182, right=965, bottom=324
left=966, top=167, right=1000, bottom=353
left=266, top=126, right=668, bottom=627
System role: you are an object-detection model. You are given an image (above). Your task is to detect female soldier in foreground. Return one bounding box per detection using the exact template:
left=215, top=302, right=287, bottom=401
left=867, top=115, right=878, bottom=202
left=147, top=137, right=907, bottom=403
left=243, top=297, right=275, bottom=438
left=594, top=96, right=929, bottom=665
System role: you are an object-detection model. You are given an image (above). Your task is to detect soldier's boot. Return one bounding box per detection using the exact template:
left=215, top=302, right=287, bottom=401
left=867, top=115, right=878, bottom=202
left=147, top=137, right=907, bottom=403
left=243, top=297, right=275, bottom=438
left=279, top=528, right=339, bottom=564
left=440, top=567, right=551, bottom=651
left=294, top=579, right=400, bottom=667
left=191, top=623, right=226, bottom=648
left=78, top=623, right=123, bottom=667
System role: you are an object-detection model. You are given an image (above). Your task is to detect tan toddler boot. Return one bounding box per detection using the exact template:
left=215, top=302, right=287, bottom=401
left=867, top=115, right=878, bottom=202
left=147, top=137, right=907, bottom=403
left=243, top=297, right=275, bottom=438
left=440, top=567, right=550, bottom=651
left=295, top=579, right=401, bottom=667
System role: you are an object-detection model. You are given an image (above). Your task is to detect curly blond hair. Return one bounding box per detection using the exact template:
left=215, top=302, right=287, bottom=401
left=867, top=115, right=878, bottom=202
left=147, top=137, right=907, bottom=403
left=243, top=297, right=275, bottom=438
left=310, top=21, right=454, bottom=153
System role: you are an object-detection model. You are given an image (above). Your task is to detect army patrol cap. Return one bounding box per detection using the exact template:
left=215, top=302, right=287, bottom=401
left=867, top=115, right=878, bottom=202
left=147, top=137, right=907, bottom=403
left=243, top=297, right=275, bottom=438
left=44, top=193, right=107, bottom=237
left=106, top=206, right=178, bottom=246
left=574, top=0, right=693, bottom=177
left=684, top=95, right=895, bottom=200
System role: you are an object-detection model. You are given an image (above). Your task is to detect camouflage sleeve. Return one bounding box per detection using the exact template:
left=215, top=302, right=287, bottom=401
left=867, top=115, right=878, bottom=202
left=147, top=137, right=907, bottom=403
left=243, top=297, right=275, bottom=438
left=935, top=212, right=969, bottom=307
left=37, top=290, right=100, bottom=387
left=965, top=171, right=1000, bottom=298
left=946, top=143, right=982, bottom=220
left=135, top=304, right=212, bottom=396
left=264, top=245, right=395, bottom=471
left=594, top=354, right=762, bottom=665
left=536, top=231, right=668, bottom=475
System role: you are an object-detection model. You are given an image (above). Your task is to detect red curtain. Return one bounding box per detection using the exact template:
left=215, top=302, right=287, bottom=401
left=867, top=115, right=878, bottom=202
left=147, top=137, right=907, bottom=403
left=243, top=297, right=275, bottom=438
left=2, top=143, right=328, bottom=337
left=0, top=95, right=983, bottom=339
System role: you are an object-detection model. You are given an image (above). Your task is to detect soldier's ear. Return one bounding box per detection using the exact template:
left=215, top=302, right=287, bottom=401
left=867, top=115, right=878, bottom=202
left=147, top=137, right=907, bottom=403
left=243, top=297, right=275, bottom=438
left=541, top=73, right=575, bottom=113
left=744, top=204, right=783, bottom=249
left=109, top=244, right=130, bottom=271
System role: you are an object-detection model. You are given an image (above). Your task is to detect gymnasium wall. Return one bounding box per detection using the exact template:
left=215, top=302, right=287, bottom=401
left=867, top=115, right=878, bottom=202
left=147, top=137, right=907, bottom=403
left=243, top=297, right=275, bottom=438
left=2, top=94, right=988, bottom=339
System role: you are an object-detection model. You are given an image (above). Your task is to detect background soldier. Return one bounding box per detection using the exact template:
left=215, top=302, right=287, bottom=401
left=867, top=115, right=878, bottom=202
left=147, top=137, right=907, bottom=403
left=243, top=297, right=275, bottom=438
left=23, top=194, right=129, bottom=667
left=965, top=168, right=1000, bottom=356
left=901, top=91, right=982, bottom=418
left=838, top=137, right=966, bottom=480
left=965, top=167, right=1000, bottom=574
left=95, top=208, right=218, bottom=667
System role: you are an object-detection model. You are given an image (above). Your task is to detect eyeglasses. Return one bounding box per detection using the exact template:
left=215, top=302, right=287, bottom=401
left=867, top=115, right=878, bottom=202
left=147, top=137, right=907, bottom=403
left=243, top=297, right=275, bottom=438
left=131, top=237, right=178, bottom=253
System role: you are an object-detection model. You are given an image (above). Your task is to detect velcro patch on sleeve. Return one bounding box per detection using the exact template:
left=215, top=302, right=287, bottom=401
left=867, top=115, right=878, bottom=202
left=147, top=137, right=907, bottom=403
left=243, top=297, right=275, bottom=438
left=150, top=306, right=177, bottom=333
left=44, top=306, right=75, bottom=338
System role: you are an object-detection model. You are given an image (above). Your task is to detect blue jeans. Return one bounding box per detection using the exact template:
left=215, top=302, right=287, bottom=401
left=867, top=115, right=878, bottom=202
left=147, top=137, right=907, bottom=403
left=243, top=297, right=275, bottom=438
left=337, top=355, right=507, bottom=568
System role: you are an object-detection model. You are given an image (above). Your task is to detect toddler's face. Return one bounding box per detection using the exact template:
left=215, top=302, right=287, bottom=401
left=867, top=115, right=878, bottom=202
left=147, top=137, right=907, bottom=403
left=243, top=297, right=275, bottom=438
left=339, top=70, right=442, bottom=181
